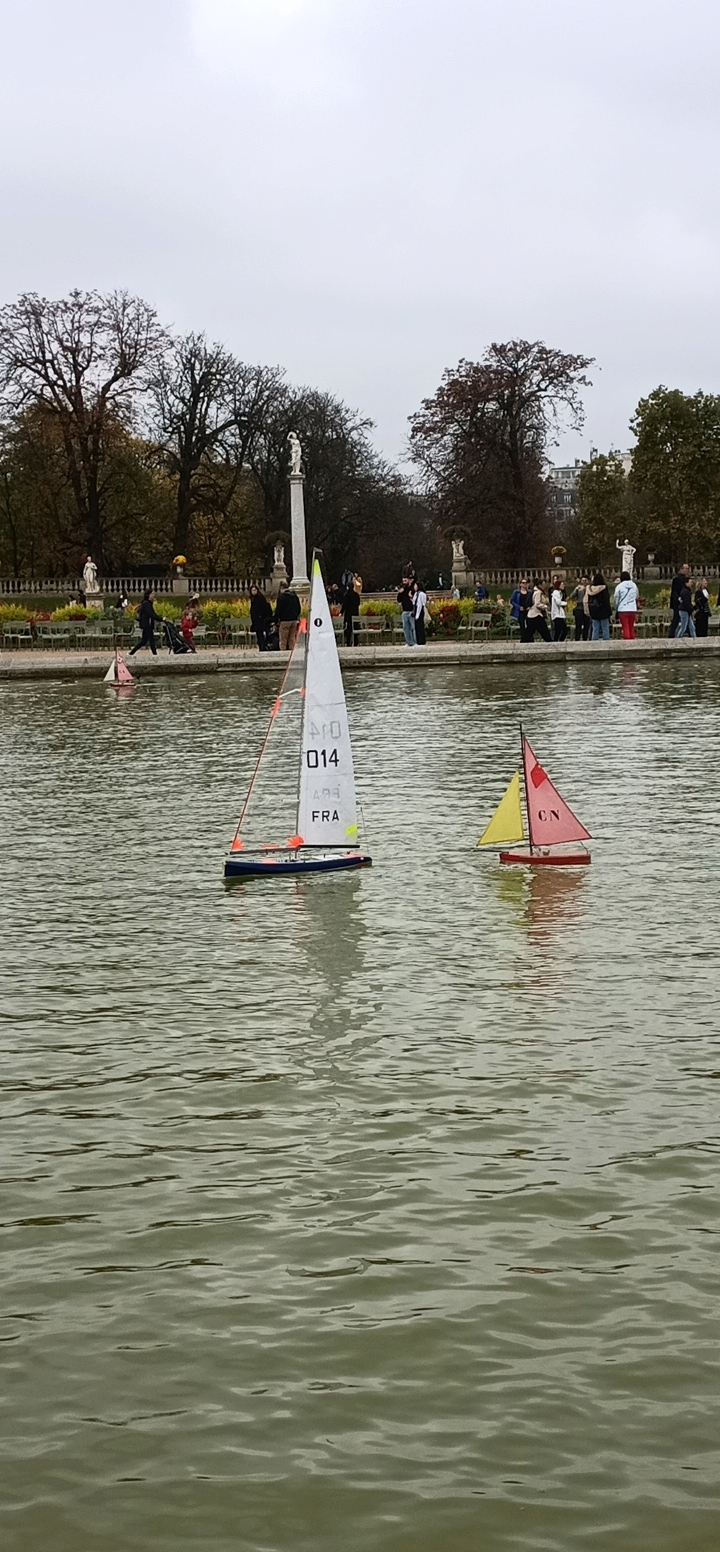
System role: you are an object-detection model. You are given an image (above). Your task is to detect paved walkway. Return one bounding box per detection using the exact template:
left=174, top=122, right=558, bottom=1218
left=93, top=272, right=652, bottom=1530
left=2, top=637, right=719, bottom=680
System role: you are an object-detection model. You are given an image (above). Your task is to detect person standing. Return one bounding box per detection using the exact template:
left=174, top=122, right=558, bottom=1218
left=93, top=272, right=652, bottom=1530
left=474, top=580, right=489, bottom=605
left=249, top=585, right=273, bottom=651
left=130, top=588, right=159, bottom=656
left=412, top=580, right=428, bottom=645
left=586, top=573, right=612, bottom=641
left=694, top=577, right=711, bottom=637
left=572, top=576, right=590, bottom=640
left=676, top=577, right=696, bottom=637
left=527, top=580, right=551, bottom=642
left=550, top=576, right=568, bottom=641
left=275, top=581, right=301, bottom=652
left=613, top=570, right=639, bottom=639
left=669, top=563, right=690, bottom=637
left=180, top=593, right=201, bottom=652
left=341, top=579, right=360, bottom=646
left=397, top=576, right=416, bottom=646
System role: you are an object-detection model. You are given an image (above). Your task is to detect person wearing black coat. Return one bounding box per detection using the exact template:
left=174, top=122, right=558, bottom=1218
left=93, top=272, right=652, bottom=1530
left=695, top=578, right=711, bottom=637
left=130, top=589, right=159, bottom=655
left=274, top=582, right=301, bottom=652
left=669, top=564, right=690, bottom=637
left=249, top=585, right=273, bottom=651
left=342, top=583, right=360, bottom=646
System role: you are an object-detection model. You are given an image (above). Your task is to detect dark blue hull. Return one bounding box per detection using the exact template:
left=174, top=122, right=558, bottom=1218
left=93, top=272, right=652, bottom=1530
left=224, top=850, right=372, bottom=879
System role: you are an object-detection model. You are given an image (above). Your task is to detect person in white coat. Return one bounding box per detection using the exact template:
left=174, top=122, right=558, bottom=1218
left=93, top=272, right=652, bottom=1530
left=613, top=570, right=639, bottom=639
left=412, top=581, right=428, bottom=645
left=550, top=577, right=568, bottom=642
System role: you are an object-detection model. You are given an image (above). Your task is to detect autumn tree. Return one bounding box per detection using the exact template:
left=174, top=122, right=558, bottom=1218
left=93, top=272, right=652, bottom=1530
left=574, top=453, right=635, bottom=566
left=0, top=290, right=162, bottom=568
left=246, top=385, right=399, bottom=580
left=408, top=340, right=593, bottom=567
left=630, top=388, right=720, bottom=560
left=149, top=333, right=283, bottom=560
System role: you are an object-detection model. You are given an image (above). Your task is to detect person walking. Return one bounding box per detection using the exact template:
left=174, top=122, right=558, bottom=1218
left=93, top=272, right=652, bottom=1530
left=613, top=570, right=639, bottom=639
left=550, top=576, right=568, bottom=641
left=129, top=588, right=159, bottom=656
left=527, top=580, right=551, bottom=642
left=694, top=577, right=711, bottom=637
left=676, top=577, right=696, bottom=637
left=586, top=573, right=612, bottom=641
left=572, top=576, right=590, bottom=640
left=275, top=581, right=301, bottom=652
left=341, top=578, right=360, bottom=646
left=669, top=563, right=690, bottom=637
left=249, top=585, right=273, bottom=651
left=397, top=575, right=416, bottom=645
left=412, top=580, right=428, bottom=645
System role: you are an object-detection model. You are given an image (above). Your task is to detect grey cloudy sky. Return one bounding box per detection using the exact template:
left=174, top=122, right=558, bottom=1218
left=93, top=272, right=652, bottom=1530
left=1, top=0, right=719, bottom=466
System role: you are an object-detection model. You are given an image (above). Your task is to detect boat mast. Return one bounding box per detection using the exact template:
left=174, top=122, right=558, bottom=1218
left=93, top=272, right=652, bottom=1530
left=520, top=722, right=534, bottom=852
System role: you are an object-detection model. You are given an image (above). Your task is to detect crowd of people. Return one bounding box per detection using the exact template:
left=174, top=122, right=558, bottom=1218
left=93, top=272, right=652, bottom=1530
left=506, top=567, right=715, bottom=643
left=124, top=562, right=716, bottom=660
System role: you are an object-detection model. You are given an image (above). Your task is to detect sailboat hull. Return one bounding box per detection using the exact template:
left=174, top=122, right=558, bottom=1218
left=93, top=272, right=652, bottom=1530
left=224, top=849, right=372, bottom=879
left=500, top=847, right=591, bottom=866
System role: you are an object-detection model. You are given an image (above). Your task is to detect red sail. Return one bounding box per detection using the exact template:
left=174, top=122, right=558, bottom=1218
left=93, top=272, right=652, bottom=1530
left=522, top=737, right=591, bottom=848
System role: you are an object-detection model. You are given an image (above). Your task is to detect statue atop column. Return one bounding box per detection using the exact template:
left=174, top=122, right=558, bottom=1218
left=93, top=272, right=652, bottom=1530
left=288, top=431, right=303, bottom=476
left=83, top=555, right=99, bottom=594
left=616, top=537, right=636, bottom=575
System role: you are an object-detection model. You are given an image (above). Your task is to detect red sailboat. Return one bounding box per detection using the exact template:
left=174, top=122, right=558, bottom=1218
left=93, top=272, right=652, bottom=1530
left=478, top=730, right=591, bottom=866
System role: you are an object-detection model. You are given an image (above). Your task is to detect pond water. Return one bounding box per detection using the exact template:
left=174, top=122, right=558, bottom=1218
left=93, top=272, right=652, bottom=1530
left=1, top=660, right=719, bottom=1552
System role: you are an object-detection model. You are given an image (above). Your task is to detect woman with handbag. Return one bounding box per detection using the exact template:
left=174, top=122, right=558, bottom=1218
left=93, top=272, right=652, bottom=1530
left=527, top=581, right=551, bottom=642
left=412, top=581, right=429, bottom=645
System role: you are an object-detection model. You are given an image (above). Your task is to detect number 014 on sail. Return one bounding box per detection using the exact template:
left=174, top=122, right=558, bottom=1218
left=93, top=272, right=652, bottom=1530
left=224, top=559, right=372, bottom=878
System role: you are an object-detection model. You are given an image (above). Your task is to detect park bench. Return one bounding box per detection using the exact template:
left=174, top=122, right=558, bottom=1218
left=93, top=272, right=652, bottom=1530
left=2, top=622, right=33, bottom=649
left=356, top=615, right=387, bottom=644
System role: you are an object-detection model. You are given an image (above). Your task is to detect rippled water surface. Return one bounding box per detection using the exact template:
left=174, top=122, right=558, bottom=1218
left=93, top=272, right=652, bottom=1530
left=1, top=659, right=720, bottom=1552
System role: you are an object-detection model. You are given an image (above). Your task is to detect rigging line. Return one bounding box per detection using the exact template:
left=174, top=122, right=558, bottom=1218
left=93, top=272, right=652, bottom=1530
left=231, top=631, right=303, bottom=843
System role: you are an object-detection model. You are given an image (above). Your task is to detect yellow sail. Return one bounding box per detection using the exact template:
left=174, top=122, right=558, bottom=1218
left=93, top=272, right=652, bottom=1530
left=478, top=771, right=525, bottom=846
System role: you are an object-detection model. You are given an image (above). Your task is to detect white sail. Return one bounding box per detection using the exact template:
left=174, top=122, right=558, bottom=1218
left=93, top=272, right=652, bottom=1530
left=103, top=657, right=117, bottom=682
left=297, top=559, right=360, bottom=849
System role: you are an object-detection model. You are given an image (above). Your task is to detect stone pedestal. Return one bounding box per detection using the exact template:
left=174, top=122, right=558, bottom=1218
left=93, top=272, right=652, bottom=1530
left=85, top=590, right=103, bottom=611
left=270, top=557, right=288, bottom=597
left=452, top=561, right=475, bottom=594
left=172, top=574, right=190, bottom=596
left=289, top=473, right=310, bottom=589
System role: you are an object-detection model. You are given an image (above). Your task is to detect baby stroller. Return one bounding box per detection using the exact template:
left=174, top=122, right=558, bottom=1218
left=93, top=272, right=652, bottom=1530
left=162, top=618, right=193, bottom=655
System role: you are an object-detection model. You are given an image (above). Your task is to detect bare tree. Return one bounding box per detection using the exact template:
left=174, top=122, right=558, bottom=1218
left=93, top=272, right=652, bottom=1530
left=0, top=290, right=162, bottom=568
left=149, top=333, right=283, bottom=558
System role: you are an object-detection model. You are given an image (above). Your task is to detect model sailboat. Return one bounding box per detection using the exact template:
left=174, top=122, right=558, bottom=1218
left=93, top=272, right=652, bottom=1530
left=478, top=732, right=591, bottom=865
left=224, top=557, right=372, bottom=878
left=103, top=649, right=136, bottom=687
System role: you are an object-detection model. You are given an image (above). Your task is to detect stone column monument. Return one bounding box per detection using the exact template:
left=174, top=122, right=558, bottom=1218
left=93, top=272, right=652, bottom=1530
left=287, top=431, right=310, bottom=589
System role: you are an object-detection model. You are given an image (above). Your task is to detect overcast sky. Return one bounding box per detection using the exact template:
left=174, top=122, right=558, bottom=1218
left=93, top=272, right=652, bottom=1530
left=1, top=0, right=719, bottom=467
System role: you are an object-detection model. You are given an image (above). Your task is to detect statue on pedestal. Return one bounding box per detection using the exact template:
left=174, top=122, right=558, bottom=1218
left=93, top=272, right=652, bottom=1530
left=452, top=536, right=467, bottom=566
left=83, top=555, right=99, bottom=594
left=288, top=432, right=303, bottom=476
left=273, top=541, right=285, bottom=569
left=616, top=537, right=636, bottom=575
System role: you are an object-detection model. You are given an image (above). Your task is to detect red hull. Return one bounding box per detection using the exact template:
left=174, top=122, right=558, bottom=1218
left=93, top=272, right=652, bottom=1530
left=500, top=848, right=591, bottom=866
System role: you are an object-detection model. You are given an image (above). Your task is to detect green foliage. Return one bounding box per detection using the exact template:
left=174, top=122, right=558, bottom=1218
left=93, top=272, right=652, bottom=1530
left=0, top=602, right=28, bottom=620
left=359, top=598, right=400, bottom=618
left=50, top=604, right=88, bottom=620
left=631, top=388, right=720, bottom=560
left=576, top=453, right=631, bottom=564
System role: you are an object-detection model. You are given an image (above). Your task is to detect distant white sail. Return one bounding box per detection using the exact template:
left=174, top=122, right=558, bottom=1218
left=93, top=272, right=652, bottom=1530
left=297, top=560, right=359, bottom=848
